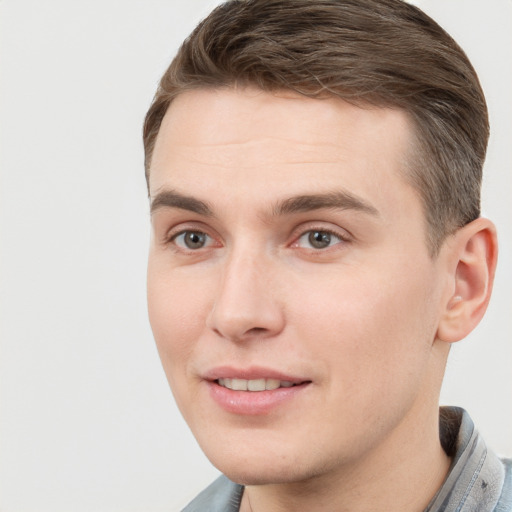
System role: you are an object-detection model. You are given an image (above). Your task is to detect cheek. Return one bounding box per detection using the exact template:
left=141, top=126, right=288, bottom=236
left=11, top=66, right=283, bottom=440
left=147, top=266, right=210, bottom=378
left=290, top=261, right=439, bottom=392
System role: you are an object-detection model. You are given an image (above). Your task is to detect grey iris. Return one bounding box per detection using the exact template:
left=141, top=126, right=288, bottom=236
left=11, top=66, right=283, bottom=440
left=309, top=231, right=331, bottom=249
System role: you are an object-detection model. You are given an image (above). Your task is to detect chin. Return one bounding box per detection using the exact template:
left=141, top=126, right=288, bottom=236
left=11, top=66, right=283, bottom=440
left=202, top=442, right=331, bottom=487
left=221, top=464, right=312, bottom=487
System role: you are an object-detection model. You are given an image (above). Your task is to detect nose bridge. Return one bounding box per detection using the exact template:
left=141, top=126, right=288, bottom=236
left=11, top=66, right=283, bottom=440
left=207, top=241, right=284, bottom=341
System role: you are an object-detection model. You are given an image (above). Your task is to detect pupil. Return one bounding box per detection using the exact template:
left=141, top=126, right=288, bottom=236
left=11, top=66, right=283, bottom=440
left=309, top=231, right=331, bottom=248
left=186, top=232, right=205, bottom=249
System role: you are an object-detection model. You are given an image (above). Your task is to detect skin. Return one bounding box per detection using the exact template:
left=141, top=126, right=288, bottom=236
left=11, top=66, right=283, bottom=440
left=147, top=87, right=497, bottom=511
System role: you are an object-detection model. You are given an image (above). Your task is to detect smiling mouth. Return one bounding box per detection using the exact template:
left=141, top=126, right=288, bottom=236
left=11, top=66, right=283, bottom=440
left=216, top=378, right=306, bottom=391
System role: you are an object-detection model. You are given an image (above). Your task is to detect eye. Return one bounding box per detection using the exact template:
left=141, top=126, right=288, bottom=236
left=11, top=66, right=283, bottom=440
left=172, top=230, right=212, bottom=250
left=296, top=229, right=345, bottom=250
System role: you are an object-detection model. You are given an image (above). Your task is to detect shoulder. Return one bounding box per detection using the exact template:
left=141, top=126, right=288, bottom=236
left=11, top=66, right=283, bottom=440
left=181, top=475, right=244, bottom=512
left=495, top=458, right=512, bottom=511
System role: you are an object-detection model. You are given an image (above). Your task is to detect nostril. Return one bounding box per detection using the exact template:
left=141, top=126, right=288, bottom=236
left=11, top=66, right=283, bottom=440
left=247, top=327, right=267, bottom=335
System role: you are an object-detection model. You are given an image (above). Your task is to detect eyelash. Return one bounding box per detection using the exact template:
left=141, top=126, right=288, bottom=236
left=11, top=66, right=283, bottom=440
left=165, top=225, right=350, bottom=254
left=169, top=230, right=215, bottom=250
left=293, top=227, right=350, bottom=251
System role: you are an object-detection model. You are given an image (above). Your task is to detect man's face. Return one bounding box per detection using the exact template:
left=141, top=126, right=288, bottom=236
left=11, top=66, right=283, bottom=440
left=147, top=88, right=449, bottom=484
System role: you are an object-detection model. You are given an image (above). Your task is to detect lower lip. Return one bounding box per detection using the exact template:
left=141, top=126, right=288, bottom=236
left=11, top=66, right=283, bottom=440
left=206, top=381, right=310, bottom=415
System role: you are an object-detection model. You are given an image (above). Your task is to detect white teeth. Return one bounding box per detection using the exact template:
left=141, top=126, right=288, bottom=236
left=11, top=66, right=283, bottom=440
left=217, top=378, right=297, bottom=391
left=265, top=379, right=281, bottom=390
left=231, top=378, right=248, bottom=391
left=247, top=378, right=265, bottom=391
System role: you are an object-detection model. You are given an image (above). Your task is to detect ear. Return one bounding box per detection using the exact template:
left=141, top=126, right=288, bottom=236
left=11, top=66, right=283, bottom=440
left=437, top=217, right=498, bottom=343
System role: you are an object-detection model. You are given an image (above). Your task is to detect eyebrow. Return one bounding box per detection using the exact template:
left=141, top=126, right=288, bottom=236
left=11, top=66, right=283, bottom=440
left=150, top=189, right=379, bottom=218
left=150, top=190, right=213, bottom=216
left=272, top=191, right=380, bottom=217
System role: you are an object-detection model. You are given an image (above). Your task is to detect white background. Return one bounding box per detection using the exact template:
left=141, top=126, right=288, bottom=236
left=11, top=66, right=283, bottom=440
left=0, top=1, right=510, bottom=510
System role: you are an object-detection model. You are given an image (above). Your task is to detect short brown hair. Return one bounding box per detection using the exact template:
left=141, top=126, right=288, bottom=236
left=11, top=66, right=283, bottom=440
left=143, top=0, right=489, bottom=253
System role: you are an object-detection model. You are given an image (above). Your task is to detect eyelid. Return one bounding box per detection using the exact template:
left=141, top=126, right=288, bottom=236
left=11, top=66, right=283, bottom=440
left=172, top=230, right=212, bottom=249
left=289, top=222, right=352, bottom=246
left=163, top=221, right=221, bottom=249
left=295, top=230, right=346, bottom=251
left=163, top=220, right=210, bottom=240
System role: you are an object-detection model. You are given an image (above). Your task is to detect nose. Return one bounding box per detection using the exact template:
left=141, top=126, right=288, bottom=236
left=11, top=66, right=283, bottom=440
left=206, top=248, right=285, bottom=342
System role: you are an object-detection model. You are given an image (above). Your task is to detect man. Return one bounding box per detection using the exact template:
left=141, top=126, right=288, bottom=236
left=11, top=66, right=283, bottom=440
left=143, top=0, right=511, bottom=510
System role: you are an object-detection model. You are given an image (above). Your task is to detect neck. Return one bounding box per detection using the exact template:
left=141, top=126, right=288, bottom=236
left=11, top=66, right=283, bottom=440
left=240, top=404, right=451, bottom=512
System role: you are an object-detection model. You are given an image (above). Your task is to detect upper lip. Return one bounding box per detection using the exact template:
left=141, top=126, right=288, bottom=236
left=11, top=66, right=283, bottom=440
left=202, top=365, right=309, bottom=384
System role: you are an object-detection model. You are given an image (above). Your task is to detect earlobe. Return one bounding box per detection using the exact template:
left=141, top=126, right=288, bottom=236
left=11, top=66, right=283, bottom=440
left=437, top=218, right=498, bottom=343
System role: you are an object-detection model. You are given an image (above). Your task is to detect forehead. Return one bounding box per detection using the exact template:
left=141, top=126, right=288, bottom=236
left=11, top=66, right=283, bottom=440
left=149, top=87, right=419, bottom=221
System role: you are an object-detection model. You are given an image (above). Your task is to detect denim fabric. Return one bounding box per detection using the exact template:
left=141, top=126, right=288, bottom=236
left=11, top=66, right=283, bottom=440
left=182, top=474, right=243, bottom=512
left=425, top=407, right=511, bottom=511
